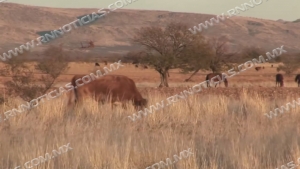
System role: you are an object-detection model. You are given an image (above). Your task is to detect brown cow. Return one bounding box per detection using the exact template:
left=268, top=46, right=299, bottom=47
left=255, top=67, right=262, bottom=71
left=276, top=74, right=284, bottom=87
left=67, top=75, right=147, bottom=110
left=89, top=40, right=94, bottom=48
left=206, top=73, right=228, bottom=87
left=104, top=61, right=108, bottom=65
left=295, top=74, right=300, bottom=87
left=95, top=62, right=100, bottom=66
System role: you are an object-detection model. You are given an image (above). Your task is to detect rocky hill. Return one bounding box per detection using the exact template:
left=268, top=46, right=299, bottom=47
left=0, top=3, right=299, bottom=59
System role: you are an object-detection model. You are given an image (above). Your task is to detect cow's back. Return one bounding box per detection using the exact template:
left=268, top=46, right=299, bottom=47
left=89, top=75, right=143, bottom=102
left=206, top=73, right=222, bottom=81
left=70, top=74, right=145, bottom=107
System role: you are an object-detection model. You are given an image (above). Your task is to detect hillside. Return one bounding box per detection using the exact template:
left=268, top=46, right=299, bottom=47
left=0, top=3, right=300, bottom=59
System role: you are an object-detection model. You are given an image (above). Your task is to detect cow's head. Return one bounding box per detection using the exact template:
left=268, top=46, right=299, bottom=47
left=141, top=98, right=148, bottom=107
left=134, top=98, right=148, bottom=110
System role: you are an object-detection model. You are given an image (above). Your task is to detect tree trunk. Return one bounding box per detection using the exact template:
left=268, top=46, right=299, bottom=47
left=185, top=69, right=200, bottom=82
left=158, top=70, right=169, bottom=87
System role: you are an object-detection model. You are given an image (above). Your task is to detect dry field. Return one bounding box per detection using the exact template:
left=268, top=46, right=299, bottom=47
left=1, top=62, right=300, bottom=169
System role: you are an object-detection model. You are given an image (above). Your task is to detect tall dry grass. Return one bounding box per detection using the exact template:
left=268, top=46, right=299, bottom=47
left=1, top=88, right=300, bottom=169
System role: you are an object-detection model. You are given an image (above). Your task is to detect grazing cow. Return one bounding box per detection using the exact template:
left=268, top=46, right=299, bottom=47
left=135, top=64, right=138, bottom=68
left=255, top=67, right=262, bottom=71
left=295, top=74, right=300, bottom=87
left=88, top=40, right=94, bottom=48
left=143, top=65, right=148, bottom=69
left=276, top=74, right=284, bottom=87
left=95, top=63, right=100, bottom=66
left=205, top=73, right=228, bottom=87
left=104, top=61, right=108, bottom=65
left=271, top=65, right=273, bottom=68
left=67, top=75, right=147, bottom=110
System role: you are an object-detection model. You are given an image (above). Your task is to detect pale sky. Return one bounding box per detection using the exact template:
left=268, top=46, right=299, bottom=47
left=4, top=0, right=300, bottom=21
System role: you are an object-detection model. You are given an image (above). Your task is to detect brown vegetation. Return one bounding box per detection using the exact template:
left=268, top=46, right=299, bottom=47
left=0, top=45, right=69, bottom=102
left=2, top=87, right=300, bottom=169
left=1, top=5, right=300, bottom=168
left=1, top=57, right=300, bottom=168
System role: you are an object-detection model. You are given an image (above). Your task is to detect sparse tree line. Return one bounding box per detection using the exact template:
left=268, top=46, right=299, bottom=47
left=0, top=45, right=70, bottom=105
left=123, top=22, right=300, bottom=87
left=0, top=22, right=299, bottom=105
left=0, top=44, right=120, bottom=105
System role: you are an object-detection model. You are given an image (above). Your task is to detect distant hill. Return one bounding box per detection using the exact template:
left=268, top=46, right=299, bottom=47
left=75, top=13, right=105, bottom=26
left=293, top=19, right=300, bottom=23
left=0, top=3, right=299, bottom=57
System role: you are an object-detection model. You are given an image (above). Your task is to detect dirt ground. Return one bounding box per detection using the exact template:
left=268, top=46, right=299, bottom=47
left=1, top=61, right=297, bottom=100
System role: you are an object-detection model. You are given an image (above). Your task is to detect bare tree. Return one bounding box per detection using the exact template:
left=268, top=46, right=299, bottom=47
left=177, top=36, right=213, bottom=82
left=2, top=57, right=44, bottom=101
left=133, top=22, right=201, bottom=87
left=276, top=53, right=300, bottom=76
left=35, top=45, right=70, bottom=93
left=208, top=36, right=237, bottom=73
left=180, top=36, right=237, bottom=82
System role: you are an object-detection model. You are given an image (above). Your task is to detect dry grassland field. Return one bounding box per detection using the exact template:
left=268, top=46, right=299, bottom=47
left=1, top=2, right=300, bottom=169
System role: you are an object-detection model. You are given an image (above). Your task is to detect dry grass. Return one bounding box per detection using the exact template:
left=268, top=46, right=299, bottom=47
left=1, top=86, right=300, bottom=169
left=1, top=3, right=300, bottom=169
left=0, top=61, right=300, bottom=168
